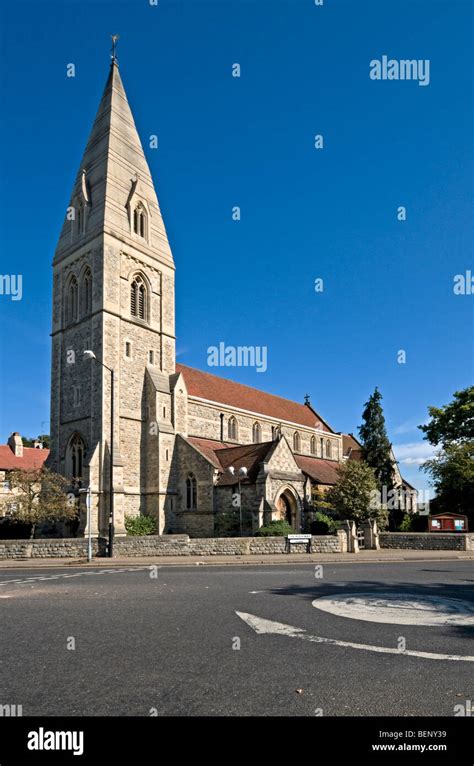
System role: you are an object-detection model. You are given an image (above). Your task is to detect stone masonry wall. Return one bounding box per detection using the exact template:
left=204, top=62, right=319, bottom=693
left=0, top=535, right=340, bottom=559
left=380, top=532, right=469, bottom=551
left=2, top=533, right=471, bottom=560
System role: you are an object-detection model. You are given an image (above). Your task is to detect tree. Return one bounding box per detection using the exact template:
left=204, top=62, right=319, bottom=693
left=422, top=442, right=474, bottom=519
left=22, top=434, right=51, bottom=449
left=420, top=387, right=474, bottom=521
left=419, top=387, right=474, bottom=446
left=358, top=387, right=394, bottom=491
left=326, top=461, right=380, bottom=525
left=0, top=467, right=76, bottom=538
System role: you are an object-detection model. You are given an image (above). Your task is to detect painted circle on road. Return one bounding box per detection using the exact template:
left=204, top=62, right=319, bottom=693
left=312, top=593, right=474, bottom=626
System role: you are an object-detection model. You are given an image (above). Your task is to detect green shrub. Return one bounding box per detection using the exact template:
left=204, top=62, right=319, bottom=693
left=310, top=511, right=337, bottom=535
left=398, top=514, right=412, bottom=532
left=124, top=515, right=156, bottom=536
left=257, top=520, right=293, bottom=537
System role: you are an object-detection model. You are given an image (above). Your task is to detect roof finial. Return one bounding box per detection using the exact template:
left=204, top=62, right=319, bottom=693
left=111, top=34, right=120, bottom=65
left=304, top=393, right=311, bottom=406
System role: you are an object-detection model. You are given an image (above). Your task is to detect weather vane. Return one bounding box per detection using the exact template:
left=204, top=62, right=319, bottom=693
left=111, top=34, right=120, bottom=63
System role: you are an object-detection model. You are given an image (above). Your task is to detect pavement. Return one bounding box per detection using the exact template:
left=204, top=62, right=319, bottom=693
left=0, top=548, right=473, bottom=569
left=0, top=559, right=473, bottom=717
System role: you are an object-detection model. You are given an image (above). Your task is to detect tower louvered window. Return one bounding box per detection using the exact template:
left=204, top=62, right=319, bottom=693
left=133, top=203, right=147, bottom=239
left=66, top=276, right=78, bottom=325
left=131, top=275, right=147, bottom=321
left=81, top=268, right=92, bottom=316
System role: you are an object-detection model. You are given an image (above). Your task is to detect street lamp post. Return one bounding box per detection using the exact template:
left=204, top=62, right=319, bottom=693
left=83, top=350, right=115, bottom=558
left=78, top=485, right=92, bottom=562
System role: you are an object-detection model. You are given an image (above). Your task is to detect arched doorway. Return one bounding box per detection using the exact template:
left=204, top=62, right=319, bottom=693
left=274, top=487, right=299, bottom=530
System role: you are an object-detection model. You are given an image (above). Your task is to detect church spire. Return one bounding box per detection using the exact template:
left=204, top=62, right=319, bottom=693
left=54, top=44, right=174, bottom=270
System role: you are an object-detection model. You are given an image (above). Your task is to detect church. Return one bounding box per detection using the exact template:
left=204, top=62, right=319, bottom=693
left=47, top=55, right=416, bottom=540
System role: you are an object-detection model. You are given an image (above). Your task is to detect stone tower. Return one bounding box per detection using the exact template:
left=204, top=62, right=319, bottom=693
left=49, top=57, right=176, bottom=537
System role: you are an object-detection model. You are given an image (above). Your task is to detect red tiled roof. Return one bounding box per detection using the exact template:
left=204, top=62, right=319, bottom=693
left=186, top=437, right=235, bottom=469
left=342, top=433, right=363, bottom=460
left=295, top=455, right=341, bottom=485
left=186, top=437, right=275, bottom=485
left=0, top=446, right=49, bottom=471
left=214, top=442, right=275, bottom=485
left=176, top=364, right=333, bottom=432
left=187, top=436, right=341, bottom=487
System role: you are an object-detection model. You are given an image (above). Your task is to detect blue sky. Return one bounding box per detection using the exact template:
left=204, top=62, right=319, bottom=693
left=0, top=0, right=473, bottom=493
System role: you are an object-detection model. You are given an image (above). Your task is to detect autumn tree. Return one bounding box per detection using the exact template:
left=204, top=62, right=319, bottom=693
left=0, top=467, right=76, bottom=538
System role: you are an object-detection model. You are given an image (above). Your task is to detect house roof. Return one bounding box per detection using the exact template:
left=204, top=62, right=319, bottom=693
left=295, top=455, right=341, bottom=485
left=176, top=364, right=333, bottom=432
left=0, top=446, right=49, bottom=472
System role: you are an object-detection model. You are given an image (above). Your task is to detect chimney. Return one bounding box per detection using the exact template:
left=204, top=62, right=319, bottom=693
left=8, top=432, right=23, bottom=457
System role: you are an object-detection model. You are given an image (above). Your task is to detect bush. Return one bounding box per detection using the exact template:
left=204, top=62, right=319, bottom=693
left=310, top=511, right=337, bottom=535
left=398, top=514, right=413, bottom=532
left=257, top=520, right=293, bottom=537
left=411, top=513, right=428, bottom=532
left=124, top=515, right=156, bottom=536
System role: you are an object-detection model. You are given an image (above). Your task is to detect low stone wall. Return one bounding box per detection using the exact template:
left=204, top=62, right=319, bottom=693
left=0, top=534, right=341, bottom=560
left=380, top=532, right=470, bottom=551
left=2, top=533, right=469, bottom=560
left=0, top=538, right=101, bottom=560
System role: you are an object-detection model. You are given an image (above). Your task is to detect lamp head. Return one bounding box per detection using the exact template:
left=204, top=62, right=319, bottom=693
left=83, top=350, right=96, bottom=360
left=238, top=466, right=248, bottom=477
left=228, top=466, right=235, bottom=475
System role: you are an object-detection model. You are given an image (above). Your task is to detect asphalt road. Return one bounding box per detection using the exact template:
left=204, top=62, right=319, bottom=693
left=0, top=560, right=473, bottom=716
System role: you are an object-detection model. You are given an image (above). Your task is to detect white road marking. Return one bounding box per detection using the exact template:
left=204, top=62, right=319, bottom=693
left=236, top=611, right=474, bottom=662
left=312, top=593, right=474, bottom=627
left=0, top=566, right=156, bottom=587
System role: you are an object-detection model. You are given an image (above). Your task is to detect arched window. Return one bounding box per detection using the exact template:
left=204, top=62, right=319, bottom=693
left=185, top=473, right=197, bottom=509
left=81, top=267, right=92, bottom=316
left=133, top=203, right=147, bottom=239
left=65, top=276, right=78, bottom=325
left=252, top=422, right=262, bottom=443
left=293, top=432, right=301, bottom=452
left=326, top=439, right=331, bottom=459
left=271, top=426, right=276, bottom=440
left=130, top=274, right=147, bottom=321
left=67, top=434, right=86, bottom=482
left=320, top=437, right=324, bottom=457
left=310, top=435, right=316, bottom=455
left=228, top=416, right=238, bottom=440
